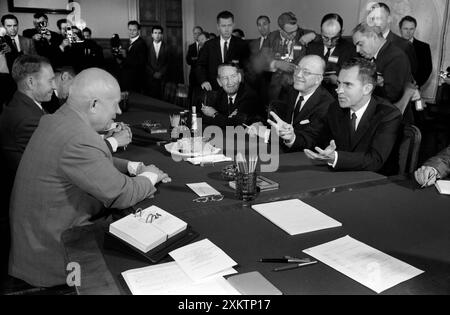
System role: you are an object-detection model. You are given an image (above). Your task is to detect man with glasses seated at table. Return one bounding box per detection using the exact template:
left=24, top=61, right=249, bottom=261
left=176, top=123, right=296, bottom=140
left=8, top=68, right=171, bottom=288
left=303, top=57, right=402, bottom=174
left=247, top=55, right=335, bottom=152
left=415, top=147, right=450, bottom=187
left=306, top=13, right=356, bottom=97
left=201, top=63, right=260, bottom=128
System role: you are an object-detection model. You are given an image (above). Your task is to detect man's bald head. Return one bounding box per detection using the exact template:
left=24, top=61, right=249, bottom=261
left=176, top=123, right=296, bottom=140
left=67, top=68, right=122, bottom=132
left=293, top=55, right=325, bottom=94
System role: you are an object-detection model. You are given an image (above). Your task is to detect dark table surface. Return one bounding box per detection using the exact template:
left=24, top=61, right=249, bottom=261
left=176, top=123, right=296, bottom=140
left=62, top=94, right=450, bottom=295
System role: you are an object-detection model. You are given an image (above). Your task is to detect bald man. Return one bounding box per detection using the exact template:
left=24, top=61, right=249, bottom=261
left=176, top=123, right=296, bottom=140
left=9, top=68, right=171, bottom=287
left=307, top=13, right=356, bottom=96
left=248, top=55, right=336, bottom=152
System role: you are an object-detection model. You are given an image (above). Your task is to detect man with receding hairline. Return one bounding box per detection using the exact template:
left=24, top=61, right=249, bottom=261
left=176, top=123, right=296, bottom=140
left=9, top=68, right=171, bottom=287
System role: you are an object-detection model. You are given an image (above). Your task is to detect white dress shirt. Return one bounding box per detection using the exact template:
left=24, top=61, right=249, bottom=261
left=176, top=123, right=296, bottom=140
left=153, top=41, right=162, bottom=59
left=220, top=37, right=230, bottom=63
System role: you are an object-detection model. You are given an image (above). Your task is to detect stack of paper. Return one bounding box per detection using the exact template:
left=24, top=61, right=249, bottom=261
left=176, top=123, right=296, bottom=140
left=186, top=154, right=232, bottom=165
left=435, top=180, right=450, bottom=195
left=252, top=199, right=342, bottom=235
left=303, top=236, right=424, bottom=293
left=109, top=206, right=187, bottom=253
left=122, top=239, right=240, bottom=295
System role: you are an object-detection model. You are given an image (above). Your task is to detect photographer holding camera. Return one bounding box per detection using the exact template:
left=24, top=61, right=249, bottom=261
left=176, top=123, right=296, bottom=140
left=22, top=13, right=59, bottom=61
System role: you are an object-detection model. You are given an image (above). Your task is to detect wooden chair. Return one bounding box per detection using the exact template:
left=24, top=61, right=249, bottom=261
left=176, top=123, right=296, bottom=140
left=398, top=124, right=422, bottom=175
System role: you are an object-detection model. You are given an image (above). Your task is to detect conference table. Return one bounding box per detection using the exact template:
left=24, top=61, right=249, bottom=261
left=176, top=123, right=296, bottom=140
left=62, top=94, right=450, bottom=295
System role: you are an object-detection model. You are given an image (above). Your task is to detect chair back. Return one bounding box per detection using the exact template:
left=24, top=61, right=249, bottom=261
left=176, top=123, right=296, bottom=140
left=398, top=124, right=422, bottom=175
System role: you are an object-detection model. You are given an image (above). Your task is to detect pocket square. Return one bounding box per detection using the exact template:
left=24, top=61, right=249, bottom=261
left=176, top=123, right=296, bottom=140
left=299, top=119, right=310, bottom=125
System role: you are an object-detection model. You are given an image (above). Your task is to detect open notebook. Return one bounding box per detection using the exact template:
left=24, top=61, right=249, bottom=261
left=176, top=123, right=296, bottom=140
left=435, top=180, right=450, bottom=195
left=109, top=206, right=187, bottom=253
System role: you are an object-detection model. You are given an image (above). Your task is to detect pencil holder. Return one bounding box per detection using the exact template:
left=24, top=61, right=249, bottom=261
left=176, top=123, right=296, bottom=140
left=235, top=171, right=258, bottom=201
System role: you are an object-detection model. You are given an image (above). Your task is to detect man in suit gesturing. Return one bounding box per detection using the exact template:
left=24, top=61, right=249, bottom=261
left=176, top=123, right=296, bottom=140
left=251, top=55, right=335, bottom=152
left=196, top=11, right=249, bottom=91
left=304, top=58, right=402, bottom=174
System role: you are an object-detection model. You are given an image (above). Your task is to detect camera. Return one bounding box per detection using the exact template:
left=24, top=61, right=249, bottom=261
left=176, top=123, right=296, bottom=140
left=38, top=21, right=49, bottom=36
left=439, top=67, right=450, bottom=79
left=110, top=34, right=122, bottom=56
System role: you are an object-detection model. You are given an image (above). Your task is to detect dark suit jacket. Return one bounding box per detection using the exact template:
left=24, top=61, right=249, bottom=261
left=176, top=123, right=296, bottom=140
left=374, top=41, right=412, bottom=103
left=22, top=28, right=60, bottom=63
left=4, top=35, right=36, bottom=71
left=306, top=38, right=357, bottom=95
left=274, top=86, right=336, bottom=151
left=306, top=38, right=356, bottom=74
left=147, top=41, right=168, bottom=79
left=424, top=146, right=450, bottom=179
left=196, top=36, right=250, bottom=90
left=412, top=38, right=432, bottom=87
left=0, top=91, right=46, bottom=175
left=186, top=42, right=200, bottom=87
left=121, top=36, right=148, bottom=92
left=385, top=31, right=418, bottom=80
left=202, top=83, right=259, bottom=127
left=317, top=96, right=402, bottom=174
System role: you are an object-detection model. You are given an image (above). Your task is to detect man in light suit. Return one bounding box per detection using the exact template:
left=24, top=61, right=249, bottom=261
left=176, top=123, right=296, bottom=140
left=1, top=14, right=36, bottom=71
left=415, top=146, right=450, bottom=187
left=304, top=57, right=402, bottom=175
left=9, top=68, right=171, bottom=287
left=146, top=25, right=168, bottom=100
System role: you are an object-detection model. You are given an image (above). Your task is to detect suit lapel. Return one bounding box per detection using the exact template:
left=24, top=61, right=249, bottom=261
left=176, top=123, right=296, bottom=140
left=350, top=97, right=378, bottom=150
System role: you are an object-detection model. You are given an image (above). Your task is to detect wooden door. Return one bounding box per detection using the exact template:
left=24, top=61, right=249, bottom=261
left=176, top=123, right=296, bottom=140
left=139, top=0, right=184, bottom=83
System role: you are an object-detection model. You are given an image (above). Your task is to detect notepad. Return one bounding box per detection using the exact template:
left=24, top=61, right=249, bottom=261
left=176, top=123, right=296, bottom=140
left=435, top=180, right=450, bottom=195
left=122, top=262, right=240, bottom=295
left=186, top=154, right=232, bottom=165
left=109, top=206, right=187, bottom=253
left=252, top=199, right=342, bottom=235
left=226, top=271, right=282, bottom=295
left=187, top=182, right=221, bottom=197
left=303, top=236, right=424, bottom=294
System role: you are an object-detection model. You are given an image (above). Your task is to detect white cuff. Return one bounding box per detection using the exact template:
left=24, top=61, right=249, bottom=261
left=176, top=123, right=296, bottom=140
left=106, top=137, right=119, bottom=153
left=328, top=151, right=338, bottom=168
left=127, top=161, right=143, bottom=176
left=263, top=129, right=271, bottom=144
left=138, top=172, right=158, bottom=186
left=283, top=134, right=296, bottom=148
left=269, top=60, right=277, bottom=72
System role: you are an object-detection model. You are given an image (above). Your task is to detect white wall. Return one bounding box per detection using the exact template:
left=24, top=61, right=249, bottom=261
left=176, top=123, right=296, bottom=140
left=192, top=0, right=361, bottom=39
left=0, top=0, right=131, bottom=38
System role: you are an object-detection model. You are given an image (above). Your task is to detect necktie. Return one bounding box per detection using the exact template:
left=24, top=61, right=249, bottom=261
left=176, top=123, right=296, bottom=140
left=10, top=37, right=18, bottom=52
left=350, top=112, right=357, bottom=142
left=223, top=41, right=228, bottom=63
left=229, top=96, right=234, bottom=107
left=324, top=48, right=331, bottom=61
left=292, top=95, right=304, bottom=123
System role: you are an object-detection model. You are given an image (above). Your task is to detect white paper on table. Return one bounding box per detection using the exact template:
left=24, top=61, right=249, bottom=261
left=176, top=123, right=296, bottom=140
left=169, top=239, right=238, bottom=282
left=122, top=262, right=240, bottom=295
left=435, top=180, right=450, bottom=195
left=186, top=182, right=221, bottom=197
left=252, top=199, right=342, bottom=235
left=186, top=154, right=232, bottom=165
left=303, top=235, right=425, bottom=294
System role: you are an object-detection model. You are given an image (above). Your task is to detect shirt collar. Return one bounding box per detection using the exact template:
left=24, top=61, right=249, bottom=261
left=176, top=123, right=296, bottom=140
left=382, top=29, right=390, bottom=39
left=33, top=100, right=44, bottom=111
left=373, top=41, right=385, bottom=60
left=350, top=98, right=371, bottom=126
left=220, top=36, right=230, bottom=45
left=324, top=46, right=336, bottom=55
left=130, top=35, right=139, bottom=44
left=228, top=93, right=237, bottom=103
left=153, top=41, right=162, bottom=46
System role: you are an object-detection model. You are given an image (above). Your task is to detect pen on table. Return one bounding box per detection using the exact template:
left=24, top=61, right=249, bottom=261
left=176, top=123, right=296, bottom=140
left=273, top=260, right=318, bottom=272
left=259, top=258, right=311, bottom=263
left=421, top=170, right=436, bottom=188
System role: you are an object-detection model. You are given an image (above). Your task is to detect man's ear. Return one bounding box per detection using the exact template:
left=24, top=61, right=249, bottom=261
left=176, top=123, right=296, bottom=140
left=89, top=99, right=98, bottom=113
left=61, top=71, right=71, bottom=81
left=217, top=78, right=223, bottom=88
left=363, top=83, right=374, bottom=95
